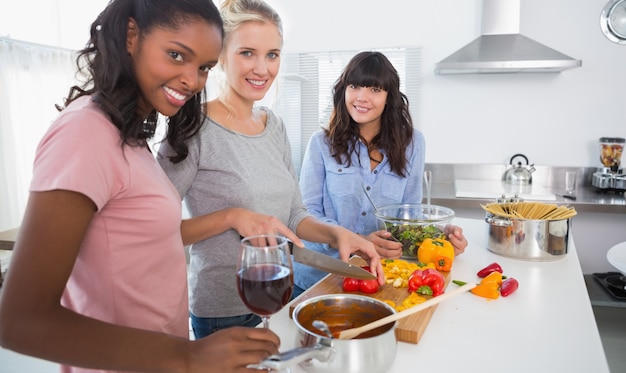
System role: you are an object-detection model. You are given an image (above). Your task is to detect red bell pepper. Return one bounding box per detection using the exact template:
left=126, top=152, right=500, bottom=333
left=408, top=268, right=445, bottom=297
left=408, top=269, right=424, bottom=292
left=500, top=277, right=519, bottom=297
left=477, top=262, right=503, bottom=278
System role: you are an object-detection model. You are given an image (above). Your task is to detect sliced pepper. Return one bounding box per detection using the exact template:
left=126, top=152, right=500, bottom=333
left=471, top=282, right=500, bottom=299
left=480, top=271, right=504, bottom=286
left=477, top=262, right=503, bottom=278
left=382, top=259, right=435, bottom=288
left=342, top=266, right=380, bottom=294
left=342, top=277, right=360, bottom=292
left=453, top=279, right=500, bottom=299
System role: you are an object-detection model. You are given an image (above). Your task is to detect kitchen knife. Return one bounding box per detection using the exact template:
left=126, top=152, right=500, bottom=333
left=291, top=244, right=376, bottom=280
left=557, top=194, right=577, bottom=201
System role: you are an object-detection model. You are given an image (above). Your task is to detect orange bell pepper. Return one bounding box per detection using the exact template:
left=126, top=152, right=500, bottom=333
left=470, top=282, right=500, bottom=299
left=480, top=271, right=504, bottom=286
left=417, top=238, right=454, bottom=267
left=452, top=272, right=503, bottom=300
left=433, top=254, right=452, bottom=272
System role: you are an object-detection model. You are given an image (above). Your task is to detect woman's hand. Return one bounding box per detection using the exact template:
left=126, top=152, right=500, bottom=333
left=365, top=230, right=402, bottom=259
left=228, top=208, right=304, bottom=247
left=189, top=327, right=280, bottom=372
left=333, top=227, right=385, bottom=286
left=445, top=224, right=468, bottom=256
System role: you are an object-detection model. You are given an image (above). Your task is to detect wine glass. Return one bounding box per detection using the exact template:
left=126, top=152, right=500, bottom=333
left=237, top=234, right=294, bottom=329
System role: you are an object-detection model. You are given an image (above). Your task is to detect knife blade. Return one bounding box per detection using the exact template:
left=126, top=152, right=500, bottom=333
left=557, top=194, right=577, bottom=201
left=291, top=244, right=376, bottom=280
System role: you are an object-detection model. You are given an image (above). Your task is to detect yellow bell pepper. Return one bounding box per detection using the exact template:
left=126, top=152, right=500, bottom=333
left=417, top=238, right=455, bottom=267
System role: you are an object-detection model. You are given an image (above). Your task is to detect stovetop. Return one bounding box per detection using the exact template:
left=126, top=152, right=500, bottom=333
left=593, top=272, right=626, bottom=300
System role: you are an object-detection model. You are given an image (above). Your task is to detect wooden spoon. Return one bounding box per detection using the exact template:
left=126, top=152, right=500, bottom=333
left=337, top=282, right=476, bottom=340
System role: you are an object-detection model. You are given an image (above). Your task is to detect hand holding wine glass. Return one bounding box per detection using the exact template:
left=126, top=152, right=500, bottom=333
left=237, top=234, right=294, bottom=329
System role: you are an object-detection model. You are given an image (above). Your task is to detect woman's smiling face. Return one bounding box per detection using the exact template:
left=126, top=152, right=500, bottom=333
left=345, top=84, right=388, bottom=128
left=221, top=21, right=282, bottom=104
left=127, top=18, right=223, bottom=117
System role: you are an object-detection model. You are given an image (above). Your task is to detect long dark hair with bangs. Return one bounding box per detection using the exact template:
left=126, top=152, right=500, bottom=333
left=325, top=51, right=414, bottom=177
left=59, top=0, right=223, bottom=162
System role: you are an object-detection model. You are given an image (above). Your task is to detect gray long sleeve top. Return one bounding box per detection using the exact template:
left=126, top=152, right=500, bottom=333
left=157, top=108, right=310, bottom=317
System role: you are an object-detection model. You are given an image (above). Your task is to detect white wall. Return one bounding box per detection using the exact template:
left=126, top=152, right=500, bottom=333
left=2, top=0, right=624, bottom=168
left=273, top=0, right=626, bottom=167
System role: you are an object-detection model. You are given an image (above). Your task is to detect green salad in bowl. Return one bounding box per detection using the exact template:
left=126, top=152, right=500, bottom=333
left=374, top=204, right=454, bottom=259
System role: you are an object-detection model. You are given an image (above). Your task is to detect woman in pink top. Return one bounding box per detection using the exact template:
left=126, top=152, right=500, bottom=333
left=0, top=0, right=280, bottom=372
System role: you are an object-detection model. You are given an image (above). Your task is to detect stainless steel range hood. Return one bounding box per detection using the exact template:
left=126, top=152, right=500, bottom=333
left=435, top=0, right=582, bottom=74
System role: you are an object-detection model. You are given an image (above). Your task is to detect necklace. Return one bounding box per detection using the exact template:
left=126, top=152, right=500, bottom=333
left=369, top=156, right=382, bottom=164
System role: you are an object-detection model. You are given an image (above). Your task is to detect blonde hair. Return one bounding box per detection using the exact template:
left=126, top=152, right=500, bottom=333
left=214, top=0, right=283, bottom=109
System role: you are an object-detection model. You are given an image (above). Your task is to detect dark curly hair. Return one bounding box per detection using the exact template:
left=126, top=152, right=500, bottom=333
left=59, top=0, right=223, bottom=162
left=325, top=51, right=414, bottom=177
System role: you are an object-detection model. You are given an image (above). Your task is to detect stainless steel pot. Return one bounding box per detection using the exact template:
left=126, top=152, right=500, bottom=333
left=256, top=294, right=397, bottom=373
left=486, top=213, right=570, bottom=261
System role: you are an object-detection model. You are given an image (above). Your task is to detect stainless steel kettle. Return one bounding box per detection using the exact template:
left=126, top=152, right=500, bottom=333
left=503, top=154, right=535, bottom=185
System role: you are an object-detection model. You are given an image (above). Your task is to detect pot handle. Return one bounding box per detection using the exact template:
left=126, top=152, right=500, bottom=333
left=251, top=344, right=334, bottom=371
left=485, top=215, right=512, bottom=227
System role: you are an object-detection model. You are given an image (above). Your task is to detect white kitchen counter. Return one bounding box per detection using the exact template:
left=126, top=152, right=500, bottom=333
left=0, top=218, right=609, bottom=372
left=268, top=217, right=609, bottom=373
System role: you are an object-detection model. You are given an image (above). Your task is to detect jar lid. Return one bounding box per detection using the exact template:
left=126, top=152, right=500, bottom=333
left=599, top=137, right=625, bottom=144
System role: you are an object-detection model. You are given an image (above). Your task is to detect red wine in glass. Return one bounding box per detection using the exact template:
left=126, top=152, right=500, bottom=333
left=238, top=234, right=294, bottom=329
left=237, top=264, right=293, bottom=317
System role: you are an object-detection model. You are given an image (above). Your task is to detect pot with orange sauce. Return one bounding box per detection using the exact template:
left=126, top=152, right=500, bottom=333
left=255, top=294, right=397, bottom=373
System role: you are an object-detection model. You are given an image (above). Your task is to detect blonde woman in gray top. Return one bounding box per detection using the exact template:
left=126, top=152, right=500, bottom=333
left=157, top=0, right=384, bottom=339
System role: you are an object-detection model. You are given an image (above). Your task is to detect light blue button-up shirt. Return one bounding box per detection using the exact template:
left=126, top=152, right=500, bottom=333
left=294, top=129, right=426, bottom=289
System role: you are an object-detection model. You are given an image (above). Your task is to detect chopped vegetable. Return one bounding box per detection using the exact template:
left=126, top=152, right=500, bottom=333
left=358, top=277, right=379, bottom=293
left=342, top=277, right=360, bottom=292
left=342, top=266, right=379, bottom=294
left=382, top=258, right=434, bottom=288
left=385, top=292, right=427, bottom=312
left=453, top=279, right=499, bottom=300
left=471, top=282, right=500, bottom=299
left=480, top=271, right=504, bottom=286
left=453, top=271, right=515, bottom=300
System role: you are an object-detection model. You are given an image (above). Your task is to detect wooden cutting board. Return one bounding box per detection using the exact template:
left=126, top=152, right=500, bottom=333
left=290, top=257, right=450, bottom=344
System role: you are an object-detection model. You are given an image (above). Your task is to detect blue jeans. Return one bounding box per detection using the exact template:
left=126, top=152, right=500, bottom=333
left=291, top=284, right=306, bottom=300
left=190, top=312, right=262, bottom=339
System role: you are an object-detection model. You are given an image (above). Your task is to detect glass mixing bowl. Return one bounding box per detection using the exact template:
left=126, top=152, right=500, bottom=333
left=374, top=204, right=455, bottom=259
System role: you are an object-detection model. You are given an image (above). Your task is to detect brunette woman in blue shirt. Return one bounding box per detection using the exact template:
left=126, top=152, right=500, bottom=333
left=293, top=51, right=467, bottom=297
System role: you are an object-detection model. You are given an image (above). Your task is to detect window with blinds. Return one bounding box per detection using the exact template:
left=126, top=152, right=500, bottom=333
left=272, top=46, right=423, bottom=176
